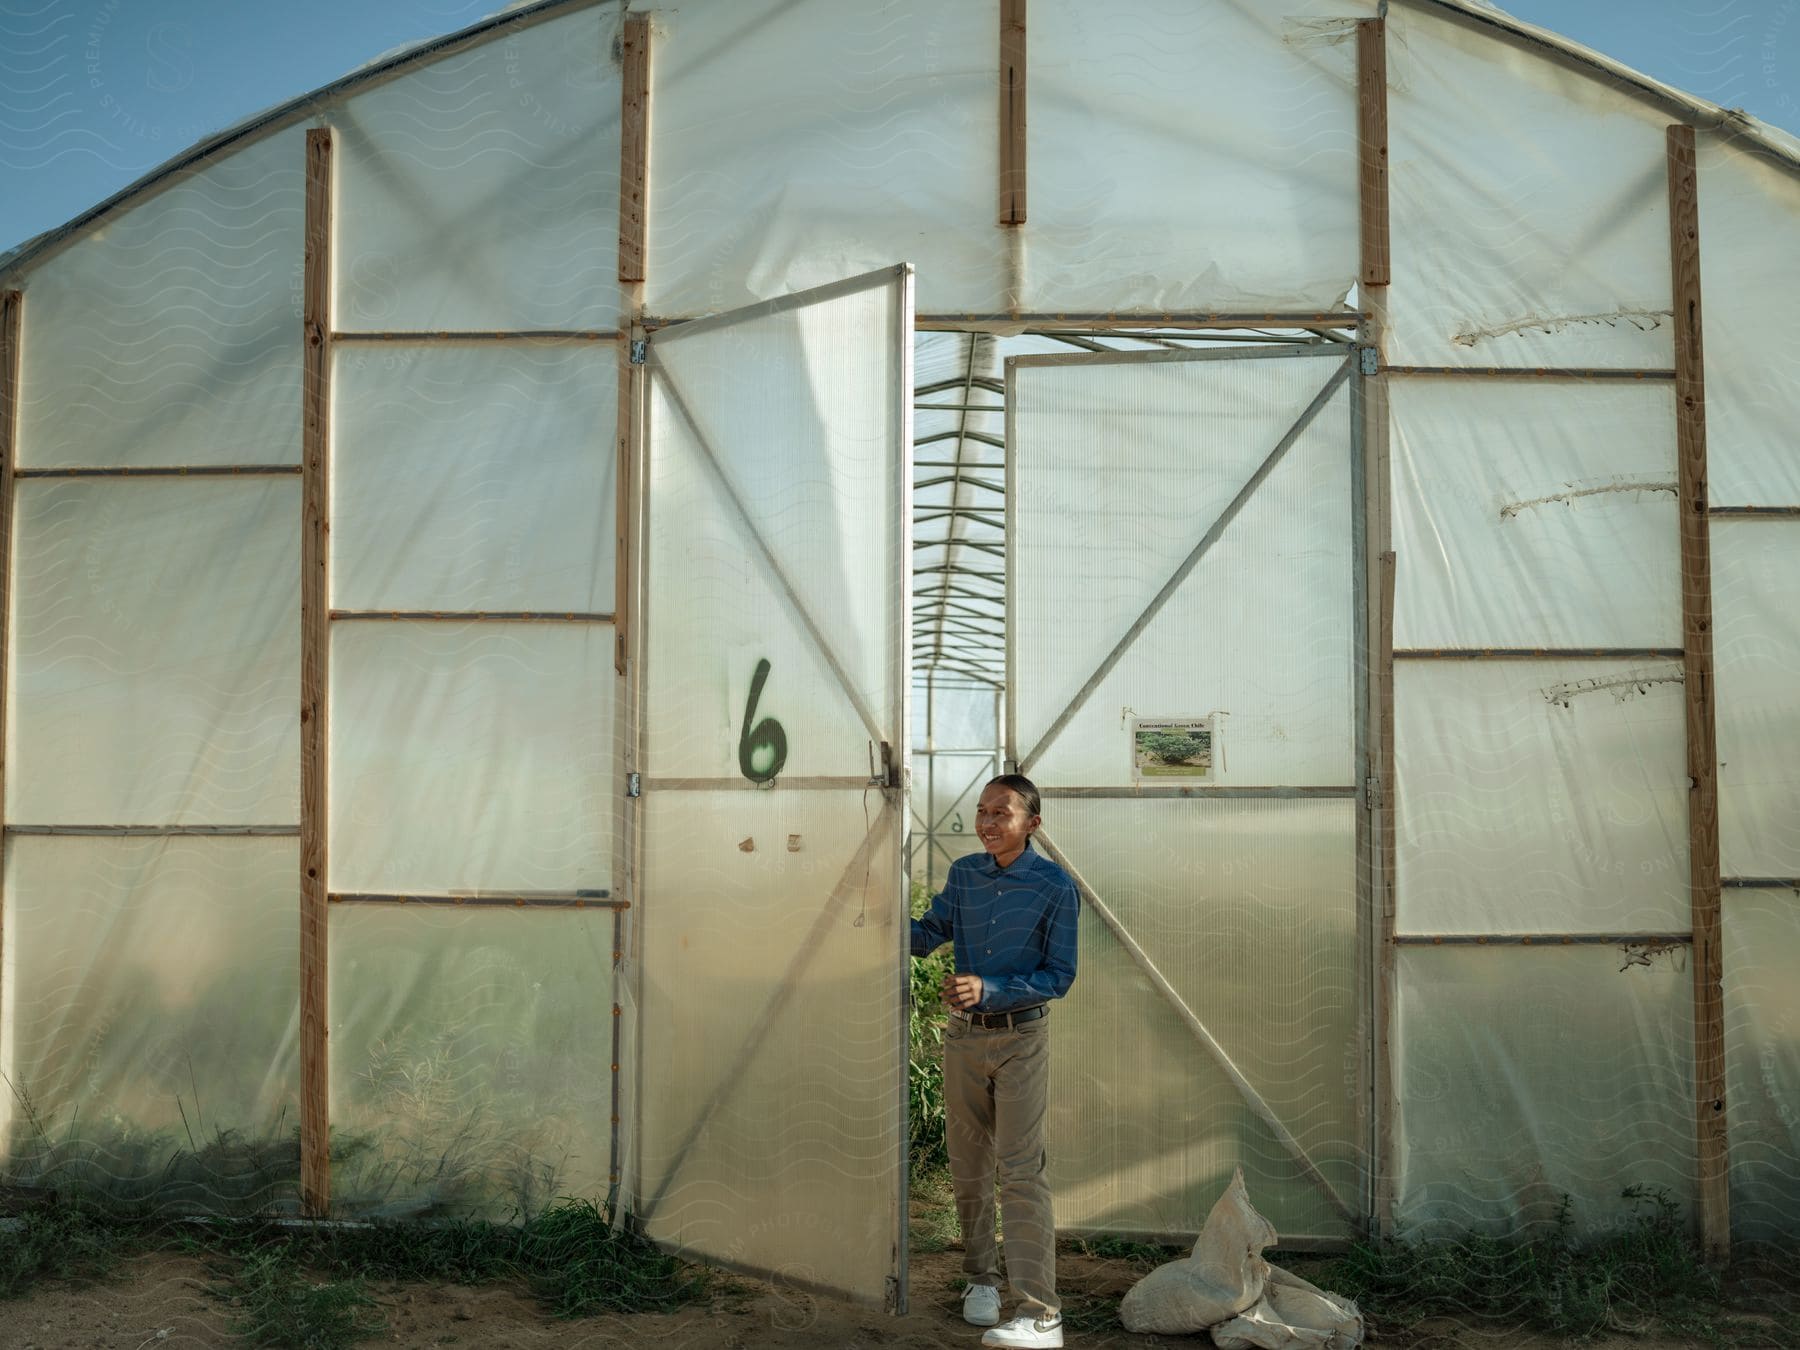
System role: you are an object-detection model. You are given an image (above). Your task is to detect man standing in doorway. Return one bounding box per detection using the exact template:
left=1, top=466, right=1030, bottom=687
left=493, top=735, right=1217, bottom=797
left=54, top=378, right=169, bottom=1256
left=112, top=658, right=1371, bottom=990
left=912, top=774, right=1080, bottom=1349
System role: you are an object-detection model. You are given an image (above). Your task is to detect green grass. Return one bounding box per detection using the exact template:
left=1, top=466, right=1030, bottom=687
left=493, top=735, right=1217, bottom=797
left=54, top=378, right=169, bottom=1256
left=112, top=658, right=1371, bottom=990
left=209, top=1242, right=384, bottom=1350
left=907, top=1162, right=960, bottom=1254
left=0, top=1204, right=136, bottom=1299
left=1067, top=1233, right=1183, bottom=1269
left=207, top=1198, right=704, bottom=1328
left=909, top=882, right=955, bottom=1172
left=1314, top=1187, right=1796, bottom=1347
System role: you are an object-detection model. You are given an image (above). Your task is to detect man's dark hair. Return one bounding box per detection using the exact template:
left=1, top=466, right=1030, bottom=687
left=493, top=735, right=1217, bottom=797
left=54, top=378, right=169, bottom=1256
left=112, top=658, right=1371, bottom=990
left=985, top=773, right=1041, bottom=818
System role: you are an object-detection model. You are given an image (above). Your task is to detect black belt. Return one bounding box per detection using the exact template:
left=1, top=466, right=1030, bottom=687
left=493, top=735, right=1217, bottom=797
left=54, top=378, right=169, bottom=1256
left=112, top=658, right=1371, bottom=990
left=954, top=1004, right=1047, bottom=1030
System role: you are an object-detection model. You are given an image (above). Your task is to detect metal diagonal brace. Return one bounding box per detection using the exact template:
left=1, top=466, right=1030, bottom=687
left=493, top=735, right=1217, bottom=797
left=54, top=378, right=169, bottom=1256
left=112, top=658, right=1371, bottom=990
left=649, top=355, right=886, bottom=748
left=637, top=799, right=896, bottom=1225
left=1019, top=357, right=1353, bottom=773
left=1034, top=828, right=1357, bottom=1228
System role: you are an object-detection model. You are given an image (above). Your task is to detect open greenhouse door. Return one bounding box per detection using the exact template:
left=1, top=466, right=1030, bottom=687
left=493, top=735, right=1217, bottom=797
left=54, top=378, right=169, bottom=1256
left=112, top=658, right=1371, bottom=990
left=1008, top=344, right=1366, bottom=1245
left=633, top=267, right=913, bottom=1310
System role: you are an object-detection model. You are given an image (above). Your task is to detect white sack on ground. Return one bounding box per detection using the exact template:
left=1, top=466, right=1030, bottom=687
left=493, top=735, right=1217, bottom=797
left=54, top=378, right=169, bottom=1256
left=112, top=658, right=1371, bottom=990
left=1118, top=1169, right=1363, bottom=1349
left=1212, top=1265, right=1364, bottom=1350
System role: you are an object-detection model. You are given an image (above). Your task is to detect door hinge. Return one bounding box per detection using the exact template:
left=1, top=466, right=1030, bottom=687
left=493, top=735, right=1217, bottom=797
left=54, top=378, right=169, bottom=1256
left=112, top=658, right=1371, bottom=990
left=1364, top=774, right=1380, bottom=806
left=885, top=1274, right=901, bottom=1315
left=626, top=771, right=642, bottom=798
left=878, top=741, right=900, bottom=791
left=629, top=338, right=648, bottom=365
left=1358, top=346, right=1380, bottom=377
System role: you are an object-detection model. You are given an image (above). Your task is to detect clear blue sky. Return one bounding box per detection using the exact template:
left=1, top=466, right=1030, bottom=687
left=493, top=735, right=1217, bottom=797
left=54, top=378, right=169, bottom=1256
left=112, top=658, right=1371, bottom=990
left=2, top=0, right=1797, bottom=257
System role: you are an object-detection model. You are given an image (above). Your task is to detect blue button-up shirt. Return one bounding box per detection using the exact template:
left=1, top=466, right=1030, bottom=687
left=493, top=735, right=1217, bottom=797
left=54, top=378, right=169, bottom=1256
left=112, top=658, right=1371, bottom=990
left=910, top=844, right=1080, bottom=1013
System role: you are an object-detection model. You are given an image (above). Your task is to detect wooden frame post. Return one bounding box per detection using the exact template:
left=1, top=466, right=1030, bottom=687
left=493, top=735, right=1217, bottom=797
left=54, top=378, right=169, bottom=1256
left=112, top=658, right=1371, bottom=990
left=1358, top=19, right=1390, bottom=288
left=1356, top=16, right=1395, bottom=1241
left=617, top=11, right=651, bottom=677
left=999, top=0, right=1027, bottom=227
left=1666, top=122, right=1728, bottom=1263
left=300, top=128, right=335, bottom=1217
left=615, top=8, right=652, bottom=1210
left=0, top=291, right=20, bottom=1036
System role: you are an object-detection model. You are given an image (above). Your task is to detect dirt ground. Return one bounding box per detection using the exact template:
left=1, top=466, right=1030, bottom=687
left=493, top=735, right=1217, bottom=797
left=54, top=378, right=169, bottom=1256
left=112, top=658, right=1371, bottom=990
left=0, top=1242, right=1747, bottom=1350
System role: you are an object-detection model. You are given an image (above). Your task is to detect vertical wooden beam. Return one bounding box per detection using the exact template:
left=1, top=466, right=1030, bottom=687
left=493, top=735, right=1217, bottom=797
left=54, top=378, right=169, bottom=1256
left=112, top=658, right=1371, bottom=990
left=1357, top=15, right=1395, bottom=1241
left=999, top=0, right=1027, bottom=226
left=1666, top=122, right=1728, bottom=1263
left=618, top=14, right=651, bottom=291
left=299, top=128, right=335, bottom=1218
left=0, top=292, right=20, bottom=1034
left=615, top=8, right=652, bottom=1211
left=1358, top=19, right=1390, bottom=288
left=616, top=11, right=651, bottom=676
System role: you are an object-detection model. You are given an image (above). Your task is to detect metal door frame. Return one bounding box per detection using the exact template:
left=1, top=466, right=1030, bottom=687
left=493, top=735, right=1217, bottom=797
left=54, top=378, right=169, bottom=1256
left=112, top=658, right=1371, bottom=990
left=621, top=264, right=914, bottom=1310
left=1003, top=342, right=1372, bottom=1240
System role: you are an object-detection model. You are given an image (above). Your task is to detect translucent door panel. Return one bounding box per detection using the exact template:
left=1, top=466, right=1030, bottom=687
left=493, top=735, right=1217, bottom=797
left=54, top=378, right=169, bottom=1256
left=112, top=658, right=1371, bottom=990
left=1009, top=347, right=1362, bottom=1241
left=636, top=268, right=911, bottom=1309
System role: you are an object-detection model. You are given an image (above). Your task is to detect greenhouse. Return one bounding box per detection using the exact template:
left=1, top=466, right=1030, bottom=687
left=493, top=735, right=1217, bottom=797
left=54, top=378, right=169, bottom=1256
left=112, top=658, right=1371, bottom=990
left=1, top=0, right=1797, bottom=1317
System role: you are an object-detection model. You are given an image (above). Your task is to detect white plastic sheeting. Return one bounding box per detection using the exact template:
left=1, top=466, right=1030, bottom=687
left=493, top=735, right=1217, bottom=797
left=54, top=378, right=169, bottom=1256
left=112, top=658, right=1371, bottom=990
left=1047, top=799, right=1360, bottom=1242
left=1722, top=890, right=1800, bottom=1244
left=332, top=345, right=616, bottom=612
left=1386, top=6, right=1676, bottom=369
left=644, top=0, right=1002, bottom=317
left=8, top=479, right=300, bottom=827
left=329, top=623, right=614, bottom=893
left=1394, top=660, right=1689, bottom=936
left=328, top=905, right=615, bottom=1219
left=14, top=128, right=304, bottom=468
left=1025, top=0, right=1369, bottom=313
left=1713, top=523, right=1800, bottom=882
left=1394, top=944, right=1696, bottom=1239
left=1391, top=381, right=1680, bottom=648
left=334, top=6, right=621, bottom=332
left=910, top=677, right=999, bottom=885
left=1012, top=351, right=1355, bottom=788
left=1697, top=138, right=1800, bottom=508
left=1011, top=349, right=1360, bottom=1240
left=634, top=270, right=909, bottom=1301
left=1, top=0, right=1798, bottom=1266
left=0, top=837, right=301, bottom=1212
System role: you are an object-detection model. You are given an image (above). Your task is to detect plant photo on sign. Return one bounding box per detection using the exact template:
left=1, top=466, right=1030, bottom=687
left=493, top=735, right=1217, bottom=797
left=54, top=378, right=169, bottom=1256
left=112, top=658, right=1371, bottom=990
left=1131, top=716, right=1215, bottom=782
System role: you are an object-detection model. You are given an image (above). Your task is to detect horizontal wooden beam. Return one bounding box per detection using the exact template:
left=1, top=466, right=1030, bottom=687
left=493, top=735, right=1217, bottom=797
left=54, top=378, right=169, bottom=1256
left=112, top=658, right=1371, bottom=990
left=330, top=891, right=622, bottom=909
left=331, top=330, right=618, bottom=343
left=1711, top=505, right=1800, bottom=518
left=1383, top=365, right=1675, bottom=381
left=916, top=312, right=1360, bottom=332
left=1395, top=932, right=1691, bottom=947
left=1395, top=647, right=1681, bottom=660
left=330, top=609, right=615, bottom=624
left=1040, top=785, right=1356, bottom=800
left=17, top=465, right=300, bottom=478
left=7, top=824, right=300, bottom=837
left=641, top=775, right=880, bottom=792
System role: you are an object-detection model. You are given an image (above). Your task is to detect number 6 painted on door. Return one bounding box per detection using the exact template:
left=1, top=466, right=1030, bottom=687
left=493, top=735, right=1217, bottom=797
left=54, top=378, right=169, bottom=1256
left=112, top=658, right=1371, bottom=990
left=738, top=658, right=788, bottom=784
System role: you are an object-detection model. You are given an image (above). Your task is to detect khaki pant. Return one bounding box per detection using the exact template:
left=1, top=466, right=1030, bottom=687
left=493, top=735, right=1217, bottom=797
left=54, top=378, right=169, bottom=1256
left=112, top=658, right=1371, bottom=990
left=942, top=1011, right=1057, bottom=1318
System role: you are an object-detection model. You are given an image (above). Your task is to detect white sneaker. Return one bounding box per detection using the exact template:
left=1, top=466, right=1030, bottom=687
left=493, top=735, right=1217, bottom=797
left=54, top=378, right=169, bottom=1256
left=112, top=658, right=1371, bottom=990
left=981, top=1312, right=1064, bottom=1348
left=962, top=1283, right=1002, bottom=1327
